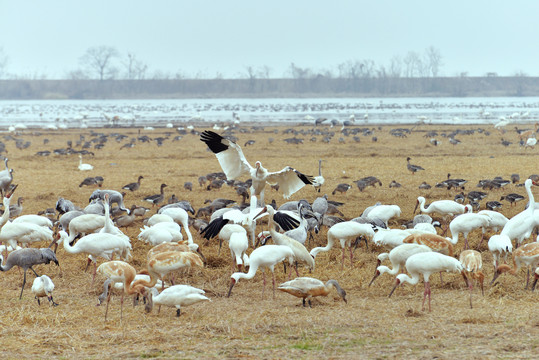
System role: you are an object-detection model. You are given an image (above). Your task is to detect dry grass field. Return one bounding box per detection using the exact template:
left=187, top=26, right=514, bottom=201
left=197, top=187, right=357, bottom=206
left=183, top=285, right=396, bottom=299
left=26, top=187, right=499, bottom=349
left=0, top=122, right=537, bottom=359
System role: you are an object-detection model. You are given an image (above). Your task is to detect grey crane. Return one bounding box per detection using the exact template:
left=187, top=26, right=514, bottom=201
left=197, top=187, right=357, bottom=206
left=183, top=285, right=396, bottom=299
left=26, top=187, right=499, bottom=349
left=0, top=247, right=59, bottom=299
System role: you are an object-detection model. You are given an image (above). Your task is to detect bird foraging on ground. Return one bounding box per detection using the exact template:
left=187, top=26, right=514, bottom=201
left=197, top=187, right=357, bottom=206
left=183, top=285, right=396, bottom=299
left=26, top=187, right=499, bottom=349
left=0, top=247, right=59, bottom=300
left=278, top=277, right=347, bottom=307
left=144, top=285, right=210, bottom=317
left=31, top=274, right=58, bottom=306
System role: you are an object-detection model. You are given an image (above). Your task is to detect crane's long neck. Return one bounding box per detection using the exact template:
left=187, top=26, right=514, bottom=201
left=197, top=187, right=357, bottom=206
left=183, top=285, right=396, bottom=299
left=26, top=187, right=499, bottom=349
left=131, top=270, right=159, bottom=289
left=0, top=196, right=11, bottom=228
left=61, top=232, right=78, bottom=254
left=180, top=217, right=193, bottom=244
left=311, top=233, right=335, bottom=257
left=379, top=264, right=400, bottom=276
left=399, top=272, right=421, bottom=286
left=235, top=263, right=259, bottom=281
left=526, top=181, right=535, bottom=214
left=419, top=199, right=429, bottom=213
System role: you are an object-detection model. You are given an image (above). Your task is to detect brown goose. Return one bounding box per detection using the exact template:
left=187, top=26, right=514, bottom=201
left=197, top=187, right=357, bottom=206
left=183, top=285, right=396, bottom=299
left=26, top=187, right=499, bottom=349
left=144, top=183, right=167, bottom=207
left=122, top=176, right=143, bottom=192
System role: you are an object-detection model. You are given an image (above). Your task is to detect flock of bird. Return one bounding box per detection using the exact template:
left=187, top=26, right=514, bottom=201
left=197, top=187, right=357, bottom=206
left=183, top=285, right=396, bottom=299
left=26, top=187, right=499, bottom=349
left=0, top=119, right=537, bottom=325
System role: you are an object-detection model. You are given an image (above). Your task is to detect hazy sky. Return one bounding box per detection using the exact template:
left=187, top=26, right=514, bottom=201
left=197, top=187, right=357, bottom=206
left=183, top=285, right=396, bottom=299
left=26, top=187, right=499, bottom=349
left=1, top=1, right=538, bottom=79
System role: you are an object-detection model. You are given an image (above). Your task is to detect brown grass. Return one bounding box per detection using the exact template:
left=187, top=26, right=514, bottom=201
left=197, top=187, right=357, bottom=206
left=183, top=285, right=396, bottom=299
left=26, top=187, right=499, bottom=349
left=1, top=123, right=538, bottom=359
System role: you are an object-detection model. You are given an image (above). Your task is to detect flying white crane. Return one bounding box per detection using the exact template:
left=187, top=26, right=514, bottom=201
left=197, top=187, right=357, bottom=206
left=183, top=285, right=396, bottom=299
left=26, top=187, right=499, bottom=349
left=200, top=130, right=314, bottom=207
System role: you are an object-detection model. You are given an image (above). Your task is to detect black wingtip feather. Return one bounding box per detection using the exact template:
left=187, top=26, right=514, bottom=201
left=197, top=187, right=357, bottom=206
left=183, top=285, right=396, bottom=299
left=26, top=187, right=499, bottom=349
left=274, top=212, right=300, bottom=231
left=293, top=169, right=314, bottom=185
left=200, top=215, right=230, bottom=240
left=200, top=131, right=229, bottom=154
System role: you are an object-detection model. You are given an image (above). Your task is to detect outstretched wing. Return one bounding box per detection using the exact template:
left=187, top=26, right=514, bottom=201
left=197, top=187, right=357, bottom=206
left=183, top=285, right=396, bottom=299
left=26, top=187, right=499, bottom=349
left=200, top=131, right=252, bottom=180
left=266, top=167, right=314, bottom=199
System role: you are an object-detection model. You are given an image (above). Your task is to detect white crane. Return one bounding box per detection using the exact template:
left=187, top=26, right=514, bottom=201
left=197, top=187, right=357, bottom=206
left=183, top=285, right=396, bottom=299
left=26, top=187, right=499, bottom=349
left=388, top=252, right=465, bottom=312
left=96, top=261, right=146, bottom=321
left=158, top=206, right=194, bottom=244
left=138, top=222, right=184, bottom=246
left=490, top=242, right=539, bottom=289
left=488, top=234, right=513, bottom=268
left=31, top=274, right=58, bottom=306
left=227, top=244, right=295, bottom=298
left=66, top=213, right=106, bottom=244
left=448, top=212, right=491, bottom=249
left=369, top=243, right=432, bottom=286
left=57, top=230, right=131, bottom=283
left=278, top=277, right=347, bottom=307
left=459, top=250, right=484, bottom=308
left=78, top=154, right=93, bottom=171
left=253, top=205, right=314, bottom=277
left=200, top=130, right=314, bottom=207
left=364, top=204, right=401, bottom=227
left=498, top=179, right=538, bottom=247
left=310, top=221, right=375, bottom=268
left=477, top=210, right=508, bottom=233
left=144, top=285, right=210, bottom=317
left=229, top=231, right=249, bottom=272
left=414, top=196, right=471, bottom=233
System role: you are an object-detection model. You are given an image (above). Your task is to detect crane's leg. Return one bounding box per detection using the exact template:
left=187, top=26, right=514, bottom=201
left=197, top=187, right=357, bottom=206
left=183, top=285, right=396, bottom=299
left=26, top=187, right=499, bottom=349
left=302, top=298, right=306, bottom=307
left=176, top=308, right=181, bottom=317
left=349, top=246, right=354, bottom=266
left=30, top=267, right=39, bottom=277
left=104, top=288, right=112, bottom=321
left=525, top=268, right=530, bottom=289
left=120, top=293, right=124, bottom=323
left=463, top=236, right=469, bottom=250
left=19, top=269, right=28, bottom=300
left=262, top=271, right=266, bottom=299
left=295, top=261, right=300, bottom=277
left=91, top=261, right=98, bottom=286
left=421, top=281, right=428, bottom=311
left=36, top=296, right=41, bottom=306
left=272, top=271, right=276, bottom=299
left=84, top=257, right=92, bottom=272
left=341, top=247, right=346, bottom=270
left=439, top=272, right=444, bottom=286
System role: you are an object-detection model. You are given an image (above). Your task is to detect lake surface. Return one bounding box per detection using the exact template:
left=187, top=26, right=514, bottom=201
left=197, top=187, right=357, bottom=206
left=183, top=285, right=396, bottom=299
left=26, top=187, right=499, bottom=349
left=0, top=97, right=538, bottom=128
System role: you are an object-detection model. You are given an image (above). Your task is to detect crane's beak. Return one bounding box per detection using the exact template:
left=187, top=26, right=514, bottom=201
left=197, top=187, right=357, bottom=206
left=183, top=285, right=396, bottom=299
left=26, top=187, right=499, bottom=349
left=227, top=278, right=236, bottom=298
left=197, top=248, right=207, bottom=264
left=253, top=206, right=268, bottom=221
left=413, top=200, right=419, bottom=214
left=532, top=276, right=538, bottom=291
left=490, top=271, right=500, bottom=285
left=368, top=270, right=381, bottom=287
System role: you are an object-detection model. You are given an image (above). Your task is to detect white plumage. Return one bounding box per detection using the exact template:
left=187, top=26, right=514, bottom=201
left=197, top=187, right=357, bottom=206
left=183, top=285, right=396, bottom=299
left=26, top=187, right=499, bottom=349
left=448, top=213, right=491, bottom=248
left=369, top=244, right=432, bottom=286
left=138, top=222, right=183, bottom=245
left=78, top=154, right=93, bottom=171
left=200, top=131, right=313, bottom=206
left=145, top=285, right=210, bottom=317
left=310, top=221, right=374, bottom=268
left=31, top=274, right=57, bottom=306
left=389, top=252, right=464, bottom=311
left=227, top=244, right=295, bottom=298
left=229, top=231, right=249, bottom=271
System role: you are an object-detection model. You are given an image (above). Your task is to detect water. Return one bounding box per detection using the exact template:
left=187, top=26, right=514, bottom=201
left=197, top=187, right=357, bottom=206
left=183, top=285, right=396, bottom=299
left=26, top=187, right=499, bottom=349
left=0, top=97, right=538, bottom=128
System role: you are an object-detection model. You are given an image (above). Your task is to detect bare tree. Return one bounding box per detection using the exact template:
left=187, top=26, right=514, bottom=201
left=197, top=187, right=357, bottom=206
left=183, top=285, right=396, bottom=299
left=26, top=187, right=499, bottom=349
left=403, top=51, right=422, bottom=77
left=80, top=46, right=119, bottom=80
left=0, top=47, right=8, bottom=79
left=288, top=63, right=312, bottom=79
left=388, top=56, right=402, bottom=78
left=424, top=46, right=443, bottom=77
left=123, top=53, right=148, bottom=80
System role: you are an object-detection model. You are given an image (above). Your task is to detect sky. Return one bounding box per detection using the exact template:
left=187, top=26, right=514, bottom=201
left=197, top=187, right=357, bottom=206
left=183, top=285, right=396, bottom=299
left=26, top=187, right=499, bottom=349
left=1, top=1, right=538, bottom=79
